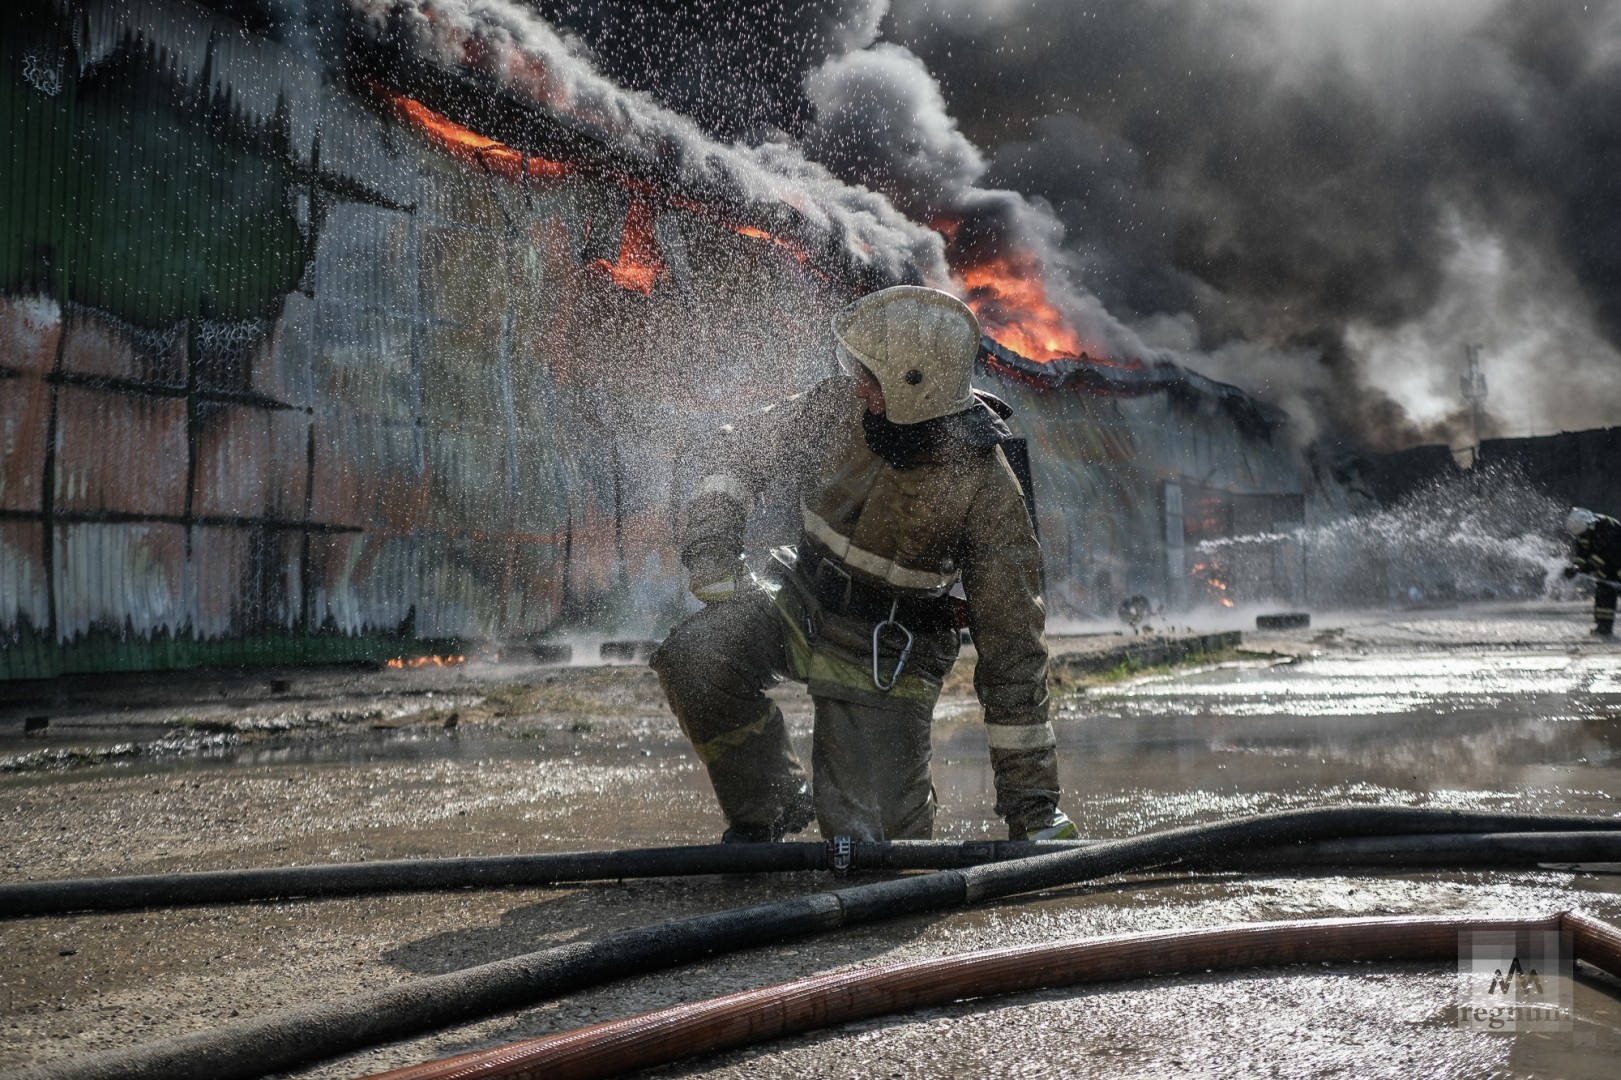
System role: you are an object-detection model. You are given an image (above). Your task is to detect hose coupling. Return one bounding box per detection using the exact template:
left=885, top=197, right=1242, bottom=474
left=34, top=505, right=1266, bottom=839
left=830, top=835, right=853, bottom=873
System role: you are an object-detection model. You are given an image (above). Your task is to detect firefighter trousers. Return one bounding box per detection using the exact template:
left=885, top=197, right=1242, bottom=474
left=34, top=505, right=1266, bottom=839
left=1596, top=579, right=1617, bottom=635
left=651, top=583, right=957, bottom=841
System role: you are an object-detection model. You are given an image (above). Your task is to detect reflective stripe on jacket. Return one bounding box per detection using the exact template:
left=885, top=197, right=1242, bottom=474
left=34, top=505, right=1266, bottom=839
left=680, top=374, right=1053, bottom=750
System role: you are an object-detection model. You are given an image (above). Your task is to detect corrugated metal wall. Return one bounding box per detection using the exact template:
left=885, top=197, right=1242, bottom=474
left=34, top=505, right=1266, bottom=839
left=0, top=0, right=849, bottom=678
left=987, top=372, right=1307, bottom=620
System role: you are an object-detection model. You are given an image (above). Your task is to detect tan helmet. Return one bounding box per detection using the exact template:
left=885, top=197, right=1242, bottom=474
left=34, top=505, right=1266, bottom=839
left=831, top=285, right=981, bottom=425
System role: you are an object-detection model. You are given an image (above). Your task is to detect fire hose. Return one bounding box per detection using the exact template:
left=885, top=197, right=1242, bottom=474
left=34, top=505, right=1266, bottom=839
left=359, top=910, right=1621, bottom=1080
left=7, top=805, right=1621, bottom=1080
left=5, top=813, right=1621, bottom=919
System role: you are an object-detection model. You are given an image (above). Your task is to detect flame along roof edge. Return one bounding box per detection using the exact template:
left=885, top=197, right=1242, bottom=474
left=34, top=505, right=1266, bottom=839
left=977, top=336, right=1286, bottom=443
left=340, top=14, right=905, bottom=297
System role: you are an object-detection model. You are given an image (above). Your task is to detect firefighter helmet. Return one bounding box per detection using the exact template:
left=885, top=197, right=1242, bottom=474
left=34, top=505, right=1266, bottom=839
left=832, top=286, right=980, bottom=425
left=1567, top=507, right=1598, bottom=538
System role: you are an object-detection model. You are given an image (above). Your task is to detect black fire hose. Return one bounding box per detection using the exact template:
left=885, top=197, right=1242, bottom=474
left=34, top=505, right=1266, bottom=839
left=6, top=805, right=1620, bottom=1080
left=5, top=810, right=1621, bottom=919
left=0, top=840, right=1055, bottom=919
left=1201, top=830, right=1621, bottom=871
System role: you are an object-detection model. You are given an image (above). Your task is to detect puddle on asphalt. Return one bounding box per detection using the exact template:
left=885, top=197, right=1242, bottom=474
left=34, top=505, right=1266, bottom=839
left=8, top=648, right=1621, bottom=836
left=930, top=649, right=1621, bottom=835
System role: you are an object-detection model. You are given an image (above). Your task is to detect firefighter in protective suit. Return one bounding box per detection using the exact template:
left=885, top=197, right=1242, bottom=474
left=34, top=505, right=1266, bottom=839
left=650, top=285, right=1078, bottom=843
left=1564, top=508, right=1621, bottom=636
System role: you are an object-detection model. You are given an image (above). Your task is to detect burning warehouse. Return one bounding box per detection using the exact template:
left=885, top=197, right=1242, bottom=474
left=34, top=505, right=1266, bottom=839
left=14, top=7, right=1621, bottom=1078
left=0, top=0, right=1311, bottom=680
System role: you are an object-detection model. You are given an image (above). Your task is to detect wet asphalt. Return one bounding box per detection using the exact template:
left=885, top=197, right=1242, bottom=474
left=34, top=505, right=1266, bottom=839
left=3, top=600, right=1621, bottom=1078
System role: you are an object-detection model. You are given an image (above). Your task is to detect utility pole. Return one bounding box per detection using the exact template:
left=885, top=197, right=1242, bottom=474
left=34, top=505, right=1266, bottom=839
left=1461, top=342, right=1488, bottom=466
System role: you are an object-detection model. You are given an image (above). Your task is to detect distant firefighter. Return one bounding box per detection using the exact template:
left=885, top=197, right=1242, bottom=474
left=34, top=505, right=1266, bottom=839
left=1564, top=508, right=1621, bottom=637
left=652, top=286, right=1076, bottom=844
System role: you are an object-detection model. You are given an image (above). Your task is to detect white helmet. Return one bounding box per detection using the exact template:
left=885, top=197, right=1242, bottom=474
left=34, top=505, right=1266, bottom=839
left=831, top=286, right=980, bottom=425
left=1567, top=507, right=1598, bottom=538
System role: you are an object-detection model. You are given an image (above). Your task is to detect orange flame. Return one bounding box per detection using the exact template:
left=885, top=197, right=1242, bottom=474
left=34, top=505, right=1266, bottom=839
left=591, top=196, right=667, bottom=295
left=386, top=654, right=468, bottom=670
left=959, top=253, right=1090, bottom=363
left=728, top=223, right=821, bottom=277
left=389, top=95, right=573, bottom=183
left=385, top=90, right=826, bottom=294
left=1188, top=563, right=1236, bottom=608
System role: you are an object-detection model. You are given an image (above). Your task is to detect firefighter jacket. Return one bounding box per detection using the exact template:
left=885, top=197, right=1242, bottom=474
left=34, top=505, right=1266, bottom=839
left=1571, top=513, right=1621, bottom=583
left=680, top=374, right=1059, bottom=828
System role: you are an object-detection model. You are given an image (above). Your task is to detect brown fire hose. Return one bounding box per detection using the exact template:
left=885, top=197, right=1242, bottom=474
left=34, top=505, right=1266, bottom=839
left=362, top=910, right=1621, bottom=1080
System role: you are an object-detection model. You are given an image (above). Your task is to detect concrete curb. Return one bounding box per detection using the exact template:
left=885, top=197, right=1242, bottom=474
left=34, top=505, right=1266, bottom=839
left=1050, top=631, right=1243, bottom=679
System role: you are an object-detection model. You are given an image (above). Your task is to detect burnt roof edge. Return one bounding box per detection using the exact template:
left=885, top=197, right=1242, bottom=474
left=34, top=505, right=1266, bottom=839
left=976, top=336, right=1286, bottom=444
left=340, top=11, right=895, bottom=294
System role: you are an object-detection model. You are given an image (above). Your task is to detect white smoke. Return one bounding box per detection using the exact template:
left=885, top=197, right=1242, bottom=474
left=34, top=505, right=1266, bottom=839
left=1346, top=211, right=1621, bottom=441
left=342, top=0, right=949, bottom=285
left=1197, top=463, right=1569, bottom=606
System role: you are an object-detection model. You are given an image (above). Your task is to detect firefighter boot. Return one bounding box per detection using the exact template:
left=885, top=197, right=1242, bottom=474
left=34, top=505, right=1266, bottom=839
left=1596, top=581, right=1618, bottom=637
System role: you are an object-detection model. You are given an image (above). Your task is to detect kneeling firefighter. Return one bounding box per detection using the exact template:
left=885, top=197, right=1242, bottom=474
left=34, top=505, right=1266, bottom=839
left=1565, top=507, right=1621, bottom=636
left=651, top=285, right=1078, bottom=843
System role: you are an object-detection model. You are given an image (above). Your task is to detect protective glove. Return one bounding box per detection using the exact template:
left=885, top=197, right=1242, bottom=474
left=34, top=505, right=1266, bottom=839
left=1011, top=809, right=1080, bottom=841
left=687, top=553, right=742, bottom=604
left=1563, top=565, right=1579, bottom=580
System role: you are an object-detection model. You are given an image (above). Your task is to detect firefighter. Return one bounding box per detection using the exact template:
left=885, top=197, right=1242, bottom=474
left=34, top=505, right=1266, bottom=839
left=651, top=285, right=1077, bottom=844
left=1564, top=508, right=1621, bottom=637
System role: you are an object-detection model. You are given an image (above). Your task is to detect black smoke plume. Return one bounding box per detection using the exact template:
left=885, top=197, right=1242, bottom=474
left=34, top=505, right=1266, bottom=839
left=210, top=1, right=1621, bottom=448
left=531, top=0, right=1621, bottom=449
left=884, top=0, right=1621, bottom=448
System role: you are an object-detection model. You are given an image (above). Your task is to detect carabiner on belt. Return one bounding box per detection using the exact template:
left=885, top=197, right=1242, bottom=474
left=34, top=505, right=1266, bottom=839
left=871, top=597, right=914, bottom=692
